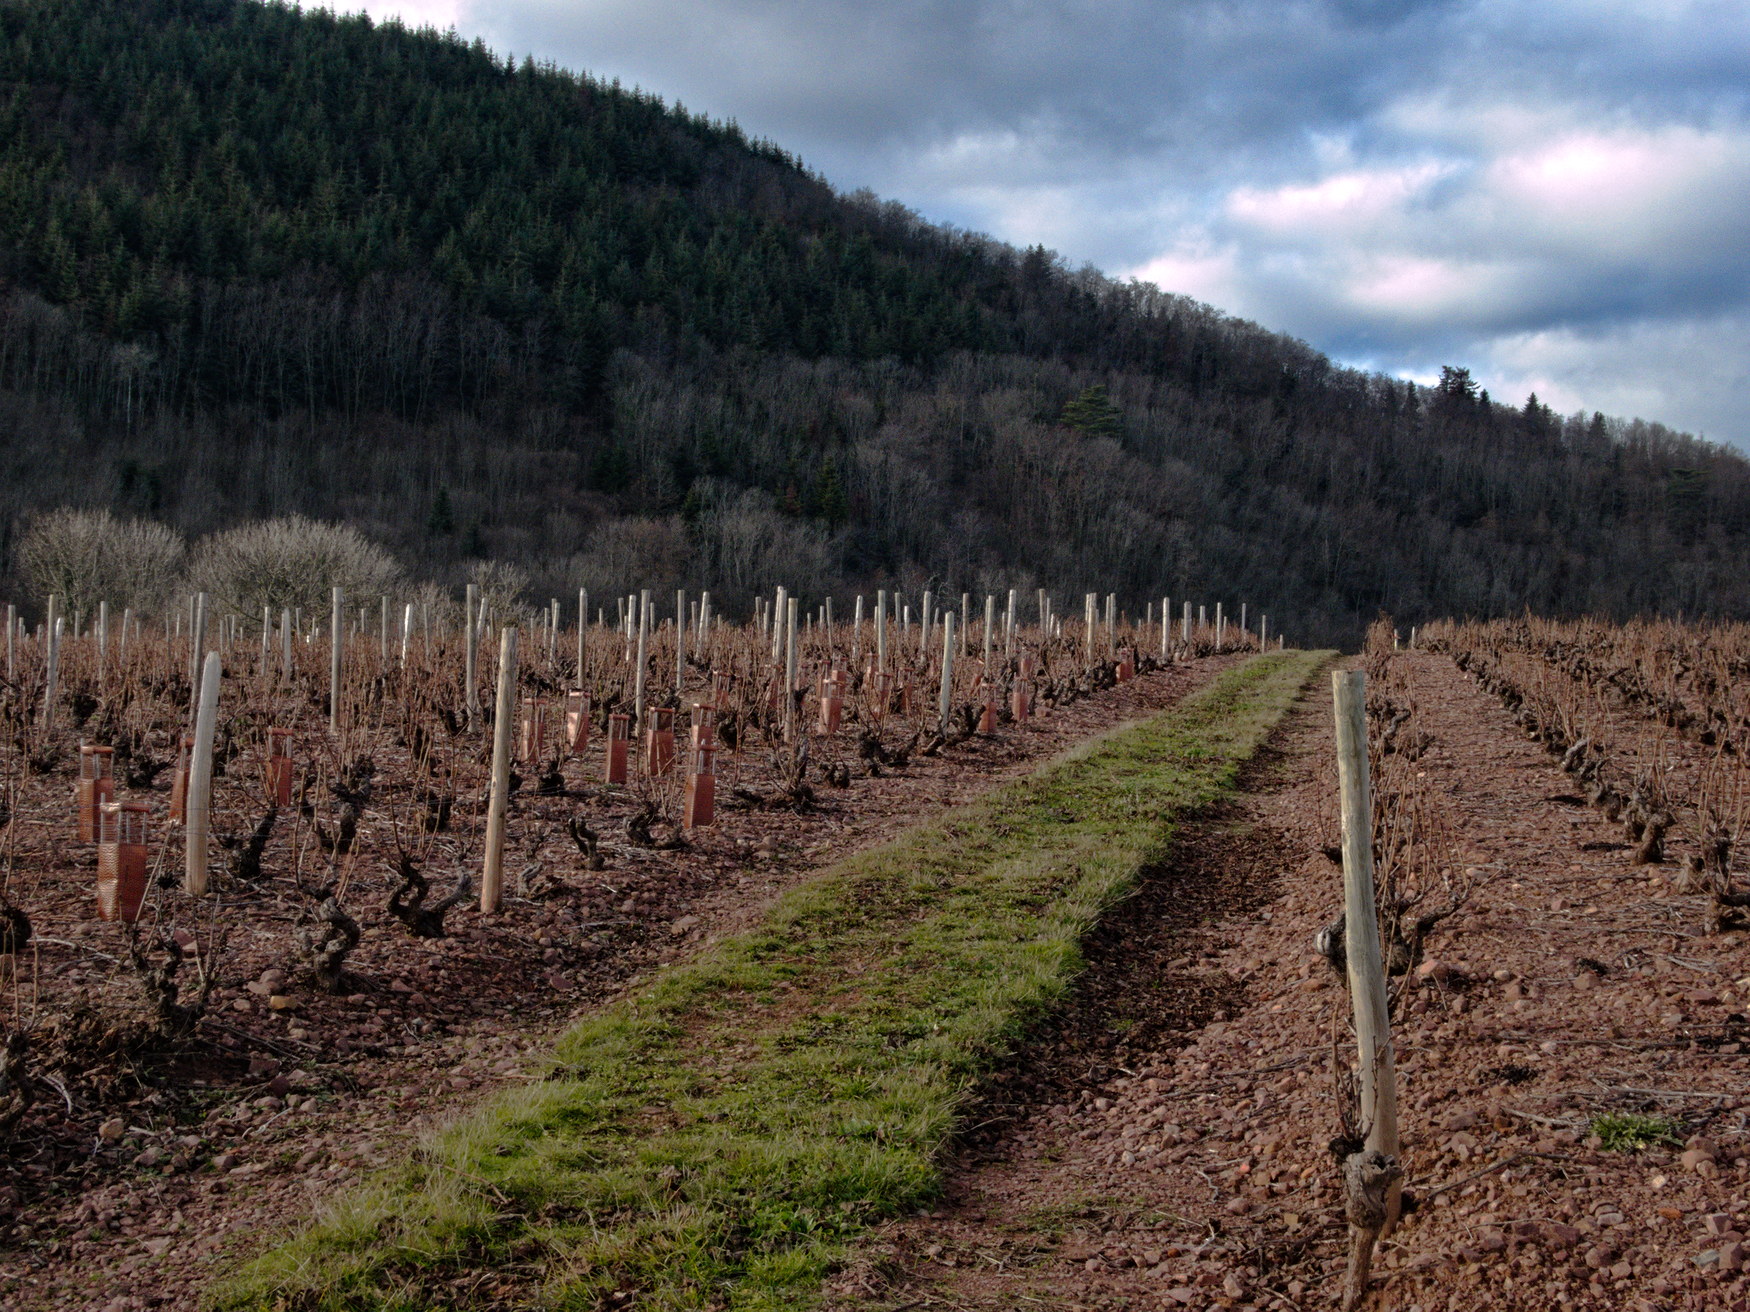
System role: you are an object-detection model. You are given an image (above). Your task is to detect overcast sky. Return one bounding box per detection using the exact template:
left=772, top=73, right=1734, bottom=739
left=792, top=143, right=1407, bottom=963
left=349, top=0, right=1750, bottom=448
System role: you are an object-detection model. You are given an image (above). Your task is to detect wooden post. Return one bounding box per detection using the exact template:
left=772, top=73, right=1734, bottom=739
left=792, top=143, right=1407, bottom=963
left=983, top=594, right=995, bottom=668
left=1332, top=669, right=1402, bottom=1299
left=1182, top=599, right=1191, bottom=644
left=959, top=592, right=969, bottom=655
left=576, top=588, right=588, bottom=680
left=186, top=651, right=222, bottom=895
left=1216, top=602, right=1225, bottom=651
left=97, top=599, right=109, bottom=685
left=1005, top=589, right=1016, bottom=661
left=938, top=612, right=956, bottom=730
left=189, top=593, right=207, bottom=717
left=852, top=594, right=863, bottom=667
left=1261, top=614, right=1269, bottom=650
left=5, top=603, right=13, bottom=681
left=784, top=596, right=799, bottom=742
left=464, top=584, right=480, bottom=721
left=875, top=590, right=888, bottom=674
left=698, top=590, right=711, bottom=660
left=279, top=607, right=293, bottom=680
left=402, top=603, right=414, bottom=665
left=329, top=586, right=344, bottom=732
left=41, top=598, right=59, bottom=731
left=633, top=590, right=650, bottom=729
left=481, top=625, right=519, bottom=913
left=676, top=589, right=686, bottom=694
left=120, top=607, right=132, bottom=670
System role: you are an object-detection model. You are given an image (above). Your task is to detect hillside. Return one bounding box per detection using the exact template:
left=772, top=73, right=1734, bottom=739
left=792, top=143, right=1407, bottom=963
left=1, top=0, right=1748, bottom=641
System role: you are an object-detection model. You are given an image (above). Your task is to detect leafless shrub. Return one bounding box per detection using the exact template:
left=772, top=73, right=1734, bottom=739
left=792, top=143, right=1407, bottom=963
left=17, top=507, right=184, bottom=621
left=186, top=515, right=400, bottom=620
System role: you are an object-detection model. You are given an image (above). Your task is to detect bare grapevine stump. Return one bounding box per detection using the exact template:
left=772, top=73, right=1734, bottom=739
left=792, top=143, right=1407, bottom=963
left=1342, top=1148, right=1402, bottom=1311
left=298, top=898, right=361, bottom=993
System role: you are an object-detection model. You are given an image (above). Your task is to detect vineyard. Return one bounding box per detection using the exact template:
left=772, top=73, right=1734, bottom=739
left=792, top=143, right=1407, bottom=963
left=1, top=602, right=1747, bottom=1312
left=0, top=588, right=1268, bottom=1309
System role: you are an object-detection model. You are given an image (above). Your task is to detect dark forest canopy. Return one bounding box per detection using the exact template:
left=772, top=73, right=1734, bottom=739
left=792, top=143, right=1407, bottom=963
left=0, top=0, right=1746, bottom=644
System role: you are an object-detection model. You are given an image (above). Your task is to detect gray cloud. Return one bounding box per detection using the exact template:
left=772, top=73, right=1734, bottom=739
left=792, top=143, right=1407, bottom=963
left=359, top=0, right=1750, bottom=445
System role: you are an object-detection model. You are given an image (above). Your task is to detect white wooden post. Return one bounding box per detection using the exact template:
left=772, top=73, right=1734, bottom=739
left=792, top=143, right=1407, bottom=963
left=120, top=607, right=133, bottom=671
left=480, top=626, right=519, bottom=913
left=5, top=604, right=13, bottom=682
left=280, top=607, right=292, bottom=680
left=186, top=651, right=222, bottom=895
left=784, top=596, right=799, bottom=742
left=189, top=592, right=208, bottom=716
left=1005, top=588, right=1016, bottom=660
left=983, top=594, right=995, bottom=668
left=1182, top=600, right=1191, bottom=644
left=938, top=612, right=955, bottom=730
left=634, top=590, right=650, bottom=727
left=465, top=583, right=480, bottom=720
left=577, top=588, right=588, bottom=680
left=875, top=590, right=888, bottom=674
left=852, top=594, right=863, bottom=667
left=676, top=589, right=686, bottom=693
left=329, top=587, right=344, bottom=731
left=41, top=599, right=60, bottom=731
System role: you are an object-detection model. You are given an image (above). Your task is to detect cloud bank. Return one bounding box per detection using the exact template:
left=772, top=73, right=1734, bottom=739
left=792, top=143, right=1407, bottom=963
left=352, top=0, right=1750, bottom=445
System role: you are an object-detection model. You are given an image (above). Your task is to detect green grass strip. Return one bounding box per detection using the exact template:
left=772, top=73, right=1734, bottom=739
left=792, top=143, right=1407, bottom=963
left=213, top=649, right=1330, bottom=1311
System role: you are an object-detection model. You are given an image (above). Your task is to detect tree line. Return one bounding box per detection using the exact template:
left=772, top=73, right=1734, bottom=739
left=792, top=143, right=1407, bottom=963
left=0, top=0, right=1746, bottom=645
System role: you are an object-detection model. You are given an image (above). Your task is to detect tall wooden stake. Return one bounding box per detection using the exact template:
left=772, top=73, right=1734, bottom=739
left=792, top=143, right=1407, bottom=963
left=1333, top=670, right=1402, bottom=1307
left=938, top=612, right=956, bottom=730
left=481, top=626, right=519, bottom=913
left=633, top=590, right=650, bottom=728
left=186, top=651, right=222, bottom=895
left=41, top=599, right=60, bottom=731
left=464, top=583, right=481, bottom=720
left=329, top=587, right=344, bottom=732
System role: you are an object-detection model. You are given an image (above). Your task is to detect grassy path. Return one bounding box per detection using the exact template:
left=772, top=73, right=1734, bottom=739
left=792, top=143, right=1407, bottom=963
left=214, top=649, right=1330, bottom=1311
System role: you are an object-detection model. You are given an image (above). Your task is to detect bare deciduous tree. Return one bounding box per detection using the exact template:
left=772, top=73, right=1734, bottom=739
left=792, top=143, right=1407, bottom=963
left=17, top=508, right=183, bottom=622
left=185, top=516, right=400, bottom=622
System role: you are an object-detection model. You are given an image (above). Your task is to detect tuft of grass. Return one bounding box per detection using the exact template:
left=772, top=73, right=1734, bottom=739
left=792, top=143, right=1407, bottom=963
left=1590, top=1112, right=1682, bottom=1151
left=211, top=650, right=1331, bottom=1311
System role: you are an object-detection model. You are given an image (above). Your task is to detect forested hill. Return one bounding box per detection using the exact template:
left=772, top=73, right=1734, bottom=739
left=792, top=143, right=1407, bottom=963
left=1, top=0, right=1747, bottom=643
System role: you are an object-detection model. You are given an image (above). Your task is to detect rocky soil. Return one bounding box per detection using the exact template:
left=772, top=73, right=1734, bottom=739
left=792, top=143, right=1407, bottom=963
left=0, top=654, right=1230, bottom=1311
left=829, top=650, right=1750, bottom=1312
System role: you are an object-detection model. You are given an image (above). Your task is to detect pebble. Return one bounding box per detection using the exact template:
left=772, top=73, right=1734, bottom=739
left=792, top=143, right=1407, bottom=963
left=98, top=1117, right=125, bottom=1143
left=1681, top=1148, right=1718, bottom=1175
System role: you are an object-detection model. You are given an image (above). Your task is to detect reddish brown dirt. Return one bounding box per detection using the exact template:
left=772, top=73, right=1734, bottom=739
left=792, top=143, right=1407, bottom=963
left=828, top=650, right=1750, bottom=1312
left=0, top=652, right=1233, bottom=1312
